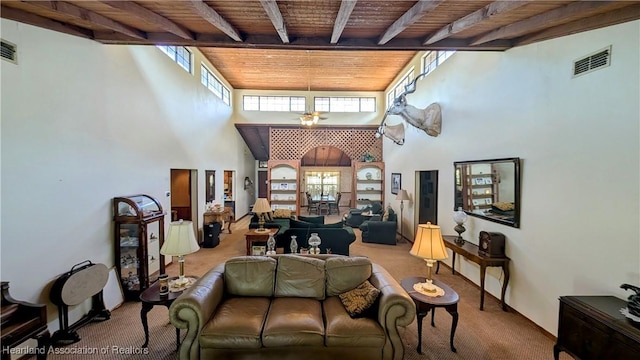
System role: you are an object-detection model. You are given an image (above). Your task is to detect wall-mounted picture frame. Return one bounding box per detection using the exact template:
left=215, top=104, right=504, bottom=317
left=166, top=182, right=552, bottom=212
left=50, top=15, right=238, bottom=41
left=258, top=160, right=268, bottom=168
left=391, top=173, right=401, bottom=195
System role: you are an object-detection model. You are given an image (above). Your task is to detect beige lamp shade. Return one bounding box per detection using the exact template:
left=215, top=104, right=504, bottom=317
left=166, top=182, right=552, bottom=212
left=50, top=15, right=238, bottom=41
left=396, top=189, right=410, bottom=201
left=253, top=198, right=271, bottom=214
left=410, top=222, right=448, bottom=261
left=160, top=220, right=200, bottom=256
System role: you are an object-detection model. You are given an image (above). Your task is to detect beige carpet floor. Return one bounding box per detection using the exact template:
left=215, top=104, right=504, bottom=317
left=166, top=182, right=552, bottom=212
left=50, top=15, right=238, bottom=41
left=40, top=212, right=572, bottom=359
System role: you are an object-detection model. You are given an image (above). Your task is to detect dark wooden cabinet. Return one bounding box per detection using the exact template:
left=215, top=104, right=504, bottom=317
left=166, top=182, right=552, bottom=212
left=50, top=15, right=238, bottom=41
left=554, top=296, right=640, bottom=360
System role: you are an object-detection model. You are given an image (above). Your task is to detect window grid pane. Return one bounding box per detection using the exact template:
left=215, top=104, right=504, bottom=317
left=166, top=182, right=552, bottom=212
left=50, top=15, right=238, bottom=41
left=201, top=64, right=231, bottom=106
left=315, top=97, right=330, bottom=112
left=244, top=96, right=260, bottom=110
left=291, top=97, right=306, bottom=112
left=305, top=172, right=339, bottom=198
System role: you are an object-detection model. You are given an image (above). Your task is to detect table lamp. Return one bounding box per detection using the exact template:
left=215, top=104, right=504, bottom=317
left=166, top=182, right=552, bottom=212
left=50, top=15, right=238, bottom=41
left=453, top=207, right=468, bottom=245
left=160, top=220, right=199, bottom=286
left=410, top=222, right=449, bottom=294
left=396, top=189, right=410, bottom=242
left=252, top=198, right=271, bottom=233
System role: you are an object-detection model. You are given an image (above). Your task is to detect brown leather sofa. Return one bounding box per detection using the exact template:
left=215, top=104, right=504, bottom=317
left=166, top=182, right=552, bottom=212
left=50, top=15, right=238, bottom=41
left=169, top=255, right=415, bottom=360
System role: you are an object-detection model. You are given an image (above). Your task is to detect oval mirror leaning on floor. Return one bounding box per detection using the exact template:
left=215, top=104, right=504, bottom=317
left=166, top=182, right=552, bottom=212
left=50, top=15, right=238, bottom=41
left=454, top=157, right=521, bottom=228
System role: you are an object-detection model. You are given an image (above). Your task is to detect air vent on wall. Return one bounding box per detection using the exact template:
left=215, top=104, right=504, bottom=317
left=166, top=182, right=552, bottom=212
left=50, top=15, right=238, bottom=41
left=1, top=39, right=17, bottom=64
left=573, top=46, right=611, bottom=78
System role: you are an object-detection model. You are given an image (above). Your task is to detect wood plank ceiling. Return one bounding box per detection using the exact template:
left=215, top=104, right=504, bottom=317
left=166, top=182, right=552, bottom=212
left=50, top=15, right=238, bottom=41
left=3, top=0, right=639, bottom=163
left=3, top=0, right=638, bottom=92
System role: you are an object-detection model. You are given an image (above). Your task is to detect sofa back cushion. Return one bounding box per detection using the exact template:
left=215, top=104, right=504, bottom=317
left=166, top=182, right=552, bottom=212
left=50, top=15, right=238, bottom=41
left=297, top=215, right=325, bottom=224
left=290, top=219, right=315, bottom=229
left=325, top=257, right=373, bottom=296
left=225, top=256, right=277, bottom=297
left=274, top=255, right=325, bottom=300
left=321, top=221, right=345, bottom=228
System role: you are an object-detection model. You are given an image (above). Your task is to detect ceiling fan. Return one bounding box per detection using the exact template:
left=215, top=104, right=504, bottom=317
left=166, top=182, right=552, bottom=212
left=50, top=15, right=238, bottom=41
left=296, top=50, right=327, bottom=126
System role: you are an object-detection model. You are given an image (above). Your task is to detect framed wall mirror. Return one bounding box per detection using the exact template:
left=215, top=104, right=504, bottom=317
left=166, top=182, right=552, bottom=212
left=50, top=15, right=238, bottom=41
left=454, top=157, right=521, bottom=228
left=205, top=170, right=215, bottom=203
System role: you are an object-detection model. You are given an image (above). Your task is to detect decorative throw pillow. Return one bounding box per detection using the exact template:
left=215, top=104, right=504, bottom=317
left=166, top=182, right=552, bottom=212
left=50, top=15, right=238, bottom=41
left=272, top=208, right=292, bottom=218
left=382, top=208, right=390, bottom=221
left=338, top=280, right=381, bottom=317
left=493, top=202, right=515, bottom=211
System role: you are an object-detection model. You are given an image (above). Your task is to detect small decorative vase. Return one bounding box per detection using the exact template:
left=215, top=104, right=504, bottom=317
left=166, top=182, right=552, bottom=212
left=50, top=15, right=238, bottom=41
left=266, top=234, right=276, bottom=255
left=308, top=233, right=321, bottom=254
left=290, top=235, right=298, bottom=254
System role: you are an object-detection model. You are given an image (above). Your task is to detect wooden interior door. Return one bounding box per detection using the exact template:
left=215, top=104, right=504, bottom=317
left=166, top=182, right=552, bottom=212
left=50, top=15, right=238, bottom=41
left=417, top=170, right=438, bottom=226
left=258, top=171, right=268, bottom=198
left=170, top=169, right=192, bottom=221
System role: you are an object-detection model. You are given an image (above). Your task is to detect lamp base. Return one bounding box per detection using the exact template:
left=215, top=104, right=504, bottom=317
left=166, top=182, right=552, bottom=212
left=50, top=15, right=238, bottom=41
left=254, top=228, right=269, bottom=233
left=454, top=224, right=466, bottom=245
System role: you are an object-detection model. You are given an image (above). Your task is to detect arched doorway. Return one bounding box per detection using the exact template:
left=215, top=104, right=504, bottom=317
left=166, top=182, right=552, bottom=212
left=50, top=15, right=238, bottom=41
left=300, top=146, right=351, bottom=213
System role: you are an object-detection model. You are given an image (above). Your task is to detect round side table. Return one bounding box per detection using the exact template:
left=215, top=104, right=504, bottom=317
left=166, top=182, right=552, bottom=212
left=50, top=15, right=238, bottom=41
left=140, top=276, right=196, bottom=350
left=401, top=277, right=460, bottom=353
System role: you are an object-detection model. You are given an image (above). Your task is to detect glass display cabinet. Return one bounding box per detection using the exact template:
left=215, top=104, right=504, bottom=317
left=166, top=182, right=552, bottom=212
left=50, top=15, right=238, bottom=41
left=113, top=194, right=166, bottom=300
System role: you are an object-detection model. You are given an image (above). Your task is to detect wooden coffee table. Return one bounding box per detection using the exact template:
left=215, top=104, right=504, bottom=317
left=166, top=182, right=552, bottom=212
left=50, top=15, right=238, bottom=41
left=401, top=277, right=459, bottom=353
left=245, top=228, right=278, bottom=255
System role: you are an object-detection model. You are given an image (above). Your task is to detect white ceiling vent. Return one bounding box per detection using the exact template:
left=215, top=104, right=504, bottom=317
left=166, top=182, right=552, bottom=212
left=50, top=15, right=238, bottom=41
left=1, top=39, right=17, bottom=64
left=573, top=46, right=611, bottom=78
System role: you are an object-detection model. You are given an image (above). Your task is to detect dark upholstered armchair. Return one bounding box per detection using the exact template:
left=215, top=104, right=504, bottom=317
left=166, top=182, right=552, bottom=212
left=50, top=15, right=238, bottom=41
left=344, top=201, right=383, bottom=228
left=360, top=207, right=398, bottom=245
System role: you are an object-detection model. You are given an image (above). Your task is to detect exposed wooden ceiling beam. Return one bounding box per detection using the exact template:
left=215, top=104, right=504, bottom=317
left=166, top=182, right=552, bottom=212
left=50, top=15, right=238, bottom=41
left=259, top=0, right=289, bottom=44
left=100, top=1, right=193, bottom=40
left=471, top=1, right=617, bottom=46
left=331, top=0, right=358, bottom=44
left=423, top=0, right=530, bottom=45
left=24, top=0, right=146, bottom=40
left=516, top=4, right=640, bottom=46
left=95, top=32, right=512, bottom=51
left=0, top=5, right=93, bottom=39
left=186, top=0, right=242, bottom=42
left=378, top=0, right=445, bottom=45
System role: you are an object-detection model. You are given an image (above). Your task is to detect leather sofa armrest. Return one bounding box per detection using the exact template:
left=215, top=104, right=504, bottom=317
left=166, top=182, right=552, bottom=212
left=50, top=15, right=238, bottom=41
left=369, top=264, right=416, bottom=360
left=169, top=263, right=225, bottom=360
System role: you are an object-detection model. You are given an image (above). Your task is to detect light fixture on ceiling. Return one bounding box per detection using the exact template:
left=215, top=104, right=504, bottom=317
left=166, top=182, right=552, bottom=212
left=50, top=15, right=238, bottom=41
left=299, top=50, right=325, bottom=126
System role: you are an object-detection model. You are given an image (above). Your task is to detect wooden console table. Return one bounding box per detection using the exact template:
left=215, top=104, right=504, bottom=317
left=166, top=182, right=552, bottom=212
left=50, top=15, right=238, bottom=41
left=204, top=207, right=234, bottom=234
left=436, top=235, right=510, bottom=311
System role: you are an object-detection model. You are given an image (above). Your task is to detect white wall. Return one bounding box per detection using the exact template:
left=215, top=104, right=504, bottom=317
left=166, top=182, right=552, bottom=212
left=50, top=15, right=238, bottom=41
left=384, top=21, right=640, bottom=334
left=0, top=19, right=253, bottom=327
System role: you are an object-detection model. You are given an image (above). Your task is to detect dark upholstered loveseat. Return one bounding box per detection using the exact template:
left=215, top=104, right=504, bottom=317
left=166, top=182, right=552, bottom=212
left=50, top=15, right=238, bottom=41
left=276, top=216, right=355, bottom=255
left=169, top=255, right=415, bottom=360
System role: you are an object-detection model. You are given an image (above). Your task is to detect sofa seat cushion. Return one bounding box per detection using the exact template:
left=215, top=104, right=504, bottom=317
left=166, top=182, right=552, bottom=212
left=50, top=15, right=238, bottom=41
left=262, top=298, right=325, bottom=347
left=200, top=297, right=271, bottom=349
left=323, top=296, right=385, bottom=347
